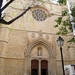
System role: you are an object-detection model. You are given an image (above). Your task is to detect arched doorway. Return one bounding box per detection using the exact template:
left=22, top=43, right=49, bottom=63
left=31, top=60, right=39, bottom=75
left=26, top=40, right=56, bottom=75
left=41, top=60, right=48, bottom=75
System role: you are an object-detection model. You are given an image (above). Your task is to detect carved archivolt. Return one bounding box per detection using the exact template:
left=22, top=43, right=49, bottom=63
left=27, top=39, right=54, bottom=57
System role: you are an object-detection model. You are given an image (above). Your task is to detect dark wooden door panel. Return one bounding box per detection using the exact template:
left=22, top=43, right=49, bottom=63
left=41, top=60, right=48, bottom=75
left=31, top=60, right=39, bottom=75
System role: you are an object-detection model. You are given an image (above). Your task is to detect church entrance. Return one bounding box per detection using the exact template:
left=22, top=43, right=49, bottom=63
left=31, top=60, right=48, bottom=75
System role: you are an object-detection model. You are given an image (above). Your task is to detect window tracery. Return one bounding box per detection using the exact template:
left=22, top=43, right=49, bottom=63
left=32, top=8, right=47, bottom=21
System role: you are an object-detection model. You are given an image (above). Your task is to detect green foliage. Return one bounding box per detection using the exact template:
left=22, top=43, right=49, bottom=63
left=55, top=17, right=62, bottom=25
left=71, top=5, right=75, bottom=22
left=71, top=6, right=75, bottom=17
left=62, top=9, right=68, bottom=16
left=12, top=12, right=14, bottom=16
left=7, top=26, right=13, bottom=33
left=30, top=17, right=33, bottom=23
left=54, top=9, right=73, bottom=35
left=55, top=4, right=75, bottom=44
left=68, top=37, right=75, bottom=43
left=39, top=0, right=45, bottom=4
left=58, top=0, right=66, bottom=5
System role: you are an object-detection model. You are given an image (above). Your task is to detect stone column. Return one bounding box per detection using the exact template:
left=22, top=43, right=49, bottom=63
left=39, top=60, right=41, bottom=75
left=48, top=59, right=51, bottom=75
left=24, top=55, right=28, bottom=75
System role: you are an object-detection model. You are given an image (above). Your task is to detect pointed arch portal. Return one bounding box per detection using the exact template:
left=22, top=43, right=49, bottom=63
left=27, top=40, right=54, bottom=57
left=25, top=39, right=56, bottom=75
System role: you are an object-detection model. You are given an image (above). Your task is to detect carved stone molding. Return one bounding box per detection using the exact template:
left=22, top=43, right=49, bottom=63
left=27, top=39, right=54, bottom=57
left=46, top=35, right=49, bottom=40
left=31, top=33, right=35, bottom=38
left=38, top=30, right=43, bottom=38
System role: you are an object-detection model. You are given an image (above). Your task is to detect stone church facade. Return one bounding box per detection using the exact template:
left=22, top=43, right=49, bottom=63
left=0, top=0, right=75, bottom=75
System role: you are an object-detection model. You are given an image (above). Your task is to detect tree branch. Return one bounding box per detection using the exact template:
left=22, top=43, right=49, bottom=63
left=1, top=0, right=14, bottom=12
left=0, top=0, right=3, bottom=8
left=0, top=0, right=14, bottom=19
left=0, top=7, right=31, bottom=25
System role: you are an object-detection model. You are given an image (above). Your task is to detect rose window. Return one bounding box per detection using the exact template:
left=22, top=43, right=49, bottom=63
left=32, top=9, right=47, bottom=21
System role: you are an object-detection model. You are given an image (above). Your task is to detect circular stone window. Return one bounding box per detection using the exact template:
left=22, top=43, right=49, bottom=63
left=32, top=9, right=47, bottom=21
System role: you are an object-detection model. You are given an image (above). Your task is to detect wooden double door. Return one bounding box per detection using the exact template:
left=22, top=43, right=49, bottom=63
left=31, top=60, right=48, bottom=75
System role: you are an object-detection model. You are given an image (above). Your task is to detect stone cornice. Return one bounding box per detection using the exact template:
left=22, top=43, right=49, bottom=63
left=0, top=27, right=73, bottom=36
left=0, top=57, right=25, bottom=60
left=0, top=40, right=8, bottom=43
